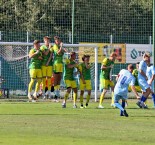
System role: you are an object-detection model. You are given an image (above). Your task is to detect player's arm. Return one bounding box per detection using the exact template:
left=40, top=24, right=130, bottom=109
left=148, top=74, right=155, bottom=85
left=67, top=61, right=79, bottom=68
left=46, top=51, right=53, bottom=66
left=101, top=58, right=113, bottom=70
left=130, top=77, right=140, bottom=99
left=29, top=49, right=40, bottom=58
left=77, top=64, right=86, bottom=84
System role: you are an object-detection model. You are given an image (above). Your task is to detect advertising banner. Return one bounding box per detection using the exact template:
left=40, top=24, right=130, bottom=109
left=126, top=44, right=152, bottom=63
left=79, top=43, right=126, bottom=63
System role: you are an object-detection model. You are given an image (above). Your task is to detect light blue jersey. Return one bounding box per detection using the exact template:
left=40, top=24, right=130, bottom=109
left=138, top=60, right=147, bottom=80
left=146, top=65, right=155, bottom=91
left=138, top=60, right=150, bottom=91
left=147, top=65, right=155, bottom=80
left=114, top=69, right=135, bottom=97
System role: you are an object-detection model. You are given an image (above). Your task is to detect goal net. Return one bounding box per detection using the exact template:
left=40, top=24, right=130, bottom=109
left=0, top=42, right=98, bottom=101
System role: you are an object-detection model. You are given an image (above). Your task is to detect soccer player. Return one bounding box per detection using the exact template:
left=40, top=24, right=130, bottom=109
left=136, top=52, right=151, bottom=108
left=114, top=64, right=140, bottom=117
left=40, top=36, right=53, bottom=99
left=146, top=60, right=155, bottom=107
left=62, top=52, right=79, bottom=108
left=98, top=52, right=117, bottom=108
left=52, top=36, right=66, bottom=101
left=28, top=40, right=43, bottom=101
left=128, top=62, right=141, bottom=93
left=78, top=55, right=92, bottom=108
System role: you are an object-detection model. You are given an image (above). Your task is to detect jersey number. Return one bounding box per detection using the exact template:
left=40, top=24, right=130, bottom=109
left=120, top=76, right=127, bottom=85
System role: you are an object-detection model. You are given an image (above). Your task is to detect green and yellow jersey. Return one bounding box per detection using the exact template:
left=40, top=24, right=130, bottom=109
left=78, top=63, right=91, bottom=80
left=29, top=48, right=42, bottom=69
left=63, top=59, right=77, bottom=80
left=40, top=45, right=53, bottom=66
left=52, top=44, right=64, bottom=64
left=132, top=69, right=139, bottom=86
left=100, top=57, right=114, bottom=80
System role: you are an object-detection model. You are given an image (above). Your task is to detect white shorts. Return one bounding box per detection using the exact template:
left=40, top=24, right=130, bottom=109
left=138, top=78, right=150, bottom=92
left=114, top=93, right=127, bottom=102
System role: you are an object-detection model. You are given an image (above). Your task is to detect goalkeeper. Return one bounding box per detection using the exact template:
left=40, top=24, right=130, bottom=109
left=28, top=40, right=43, bottom=101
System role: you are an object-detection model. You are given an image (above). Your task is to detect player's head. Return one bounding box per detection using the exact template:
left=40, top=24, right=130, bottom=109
left=136, top=62, right=139, bottom=69
left=54, top=36, right=62, bottom=45
left=127, top=64, right=134, bottom=73
left=43, top=36, right=51, bottom=45
left=70, top=51, right=76, bottom=60
left=109, top=52, right=117, bottom=61
left=33, top=40, right=40, bottom=49
left=84, top=55, right=90, bottom=62
left=143, top=52, right=151, bottom=62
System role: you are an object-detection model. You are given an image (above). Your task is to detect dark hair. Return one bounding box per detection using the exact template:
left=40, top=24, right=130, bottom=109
left=54, top=36, right=61, bottom=41
left=33, top=40, right=40, bottom=44
left=128, top=64, right=134, bottom=70
left=70, top=51, right=76, bottom=56
left=136, top=62, right=140, bottom=65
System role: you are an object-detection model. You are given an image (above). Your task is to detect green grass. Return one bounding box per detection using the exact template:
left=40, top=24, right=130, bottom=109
left=0, top=99, right=155, bottom=145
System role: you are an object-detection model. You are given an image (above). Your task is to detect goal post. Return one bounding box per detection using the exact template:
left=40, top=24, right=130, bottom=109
left=0, top=42, right=99, bottom=101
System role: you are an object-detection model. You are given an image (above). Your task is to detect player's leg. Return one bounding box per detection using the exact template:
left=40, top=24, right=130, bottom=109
left=53, top=63, right=63, bottom=100
left=114, top=94, right=128, bottom=117
left=109, top=81, right=115, bottom=107
left=98, top=79, right=108, bottom=108
left=137, top=79, right=151, bottom=108
left=80, top=90, right=84, bottom=108
left=62, top=80, right=72, bottom=108
left=85, top=80, right=92, bottom=108
left=41, top=66, right=47, bottom=99
left=72, top=80, right=78, bottom=108
left=28, top=69, right=36, bottom=100
left=46, top=66, right=52, bottom=99
left=34, top=69, right=42, bottom=100
left=79, top=79, right=85, bottom=108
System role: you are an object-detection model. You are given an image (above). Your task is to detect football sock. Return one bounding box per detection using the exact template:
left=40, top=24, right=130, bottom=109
left=47, top=78, right=51, bottom=91
left=42, top=78, right=46, bottom=91
left=99, top=93, right=104, bottom=105
left=120, top=101, right=125, bottom=115
left=80, top=95, right=83, bottom=105
left=111, top=91, right=114, bottom=104
left=115, top=102, right=124, bottom=111
left=35, top=79, right=42, bottom=92
left=152, top=93, right=155, bottom=106
left=73, top=93, right=77, bottom=105
left=64, top=92, right=69, bottom=102
left=86, top=95, right=90, bottom=104
left=28, top=78, right=35, bottom=93
left=141, top=95, right=147, bottom=102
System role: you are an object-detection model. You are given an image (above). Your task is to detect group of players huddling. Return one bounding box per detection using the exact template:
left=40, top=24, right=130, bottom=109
left=28, top=36, right=155, bottom=117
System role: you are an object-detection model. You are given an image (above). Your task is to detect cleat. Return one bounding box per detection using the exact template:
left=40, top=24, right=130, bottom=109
left=136, top=101, right=142, bottom=108
left=62, top=103, right=66, bottom=108
left=123, top=110, right=128, bottom=117
left=28, top=93, right=32, bottom=100
left=73, top=104, right=77, bottom=108
left=33, top=92, right=39, bottom=100
left=80, top=104, right=84, bottom=109
left=98, top=105, right=104, bottom=109
left=54, top=99, right=59, bottom=103
left=84, top=103, right=88, bottom=108
left=141, top=102, right=148, bottom=109
left=32, top=99, right=36, bottom=103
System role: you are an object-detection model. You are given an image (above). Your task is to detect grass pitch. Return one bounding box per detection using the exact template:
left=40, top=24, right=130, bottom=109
left=0, top=99, right=155, bottom=145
